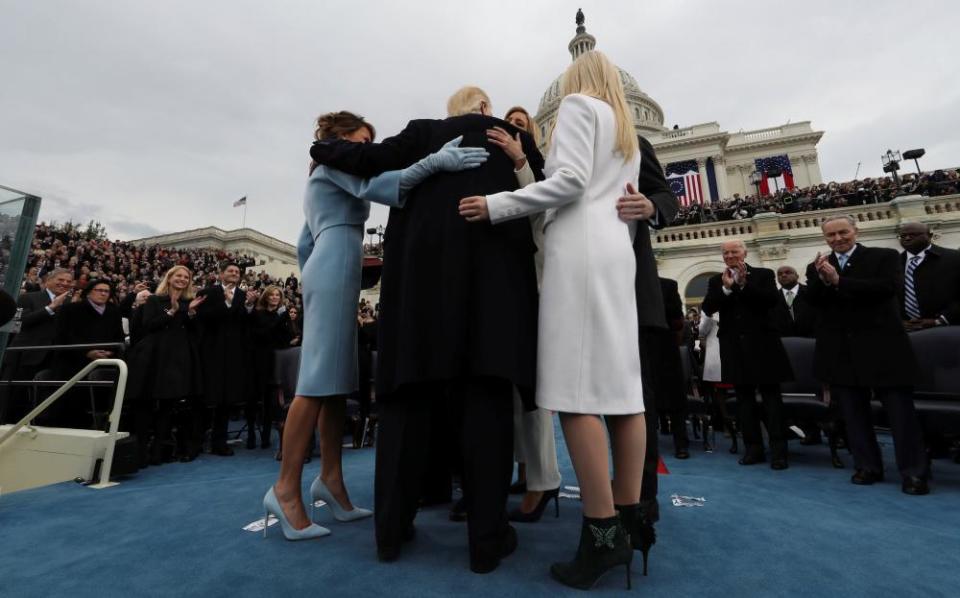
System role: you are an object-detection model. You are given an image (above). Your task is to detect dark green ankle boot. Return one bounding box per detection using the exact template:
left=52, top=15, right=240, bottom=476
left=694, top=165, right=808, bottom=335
left=616, top=502, right=656, bottom=576
left=549, top=515, right=633, bottom=590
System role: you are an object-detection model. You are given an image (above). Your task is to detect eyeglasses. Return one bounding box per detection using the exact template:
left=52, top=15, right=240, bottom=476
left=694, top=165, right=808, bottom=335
left=89, top=288, right=111, bottom=294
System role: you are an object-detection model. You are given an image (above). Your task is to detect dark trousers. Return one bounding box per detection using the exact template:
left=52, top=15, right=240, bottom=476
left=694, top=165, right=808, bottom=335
left=374, top=377, right=513, bottom=565
left=665, top=408, right=689, bottom=450
left=638, top=331, right=659, bottom=506
left=0, top=362, right=44, bottom=424
left=832, top=386, right=928, bottom=479
left=735, top=384, right=786, bottom=458
left=211, top=404, right=231, bottom=448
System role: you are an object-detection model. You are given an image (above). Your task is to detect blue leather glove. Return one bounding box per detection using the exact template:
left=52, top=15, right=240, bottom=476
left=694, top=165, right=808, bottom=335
left=399, top=136, right=489, bottom=193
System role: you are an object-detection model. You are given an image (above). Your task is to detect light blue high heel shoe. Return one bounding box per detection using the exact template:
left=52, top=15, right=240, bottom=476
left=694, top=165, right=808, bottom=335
left=262, top=487, right=331, bottom=540
left=309, top=477, right=373, bottom=522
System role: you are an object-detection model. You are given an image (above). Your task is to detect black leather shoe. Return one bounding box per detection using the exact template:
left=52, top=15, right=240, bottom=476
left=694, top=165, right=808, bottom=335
left=470, top=525, right=517, bottom=574
left=449, top=497, right=467, bottom=522
left=901, top=476, right=930, bottom=495
left=850, top=469, right=883, bottom=485
left=770, top=459, right=788, bottom=470
left=674, top=447, right=690, bottom=460
left=738, top=452, right=766, bottom=466
left=377, top=523, right=416, bottom=563
left=211, top=444, right=234, bottom=457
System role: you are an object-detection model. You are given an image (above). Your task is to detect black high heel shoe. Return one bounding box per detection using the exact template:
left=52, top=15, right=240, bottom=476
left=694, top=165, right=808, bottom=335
left=508, top=487, right=560, bottom=523
left=550, top=515, right=632, bottom=590
left=616, top=502, right=655, bottom=576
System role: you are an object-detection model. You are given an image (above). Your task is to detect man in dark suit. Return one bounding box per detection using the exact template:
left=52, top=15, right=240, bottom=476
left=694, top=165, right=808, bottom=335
left=897, top=222, right=960, bottom=330
left=614, top=136, right=679, bottom=538
left=0, top=268, right=74, bottom=423
left=196, top=261, right=257, bottom=456
left=702, top=240, right=793, bottom=469
left=805, top=215, right=929, bottom=494
left=309, top=87, right=542, bottom=572
left=771, top=265, right=817, bottom=338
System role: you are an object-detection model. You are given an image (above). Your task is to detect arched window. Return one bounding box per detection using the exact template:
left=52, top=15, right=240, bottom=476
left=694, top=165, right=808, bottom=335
left=685, top=272, right=719, bottom=310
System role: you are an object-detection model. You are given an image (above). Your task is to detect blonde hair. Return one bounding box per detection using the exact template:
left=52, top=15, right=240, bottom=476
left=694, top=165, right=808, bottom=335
left=504, top=106, right=540, bottom=144
left=447, top=86, right=492, bottom=117
left=156, top=265, right=197, bottom=300
left=559, top=50, right=638, bottom=162
left=256, top=285, right=283, bottom=311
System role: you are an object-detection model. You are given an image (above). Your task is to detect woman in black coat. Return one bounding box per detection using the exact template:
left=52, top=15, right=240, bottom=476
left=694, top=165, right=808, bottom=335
left=126, top=266, right=206, bottom=464
left=51, top=278, right=125, bottom=428
left=247, top=285, right=294, bottom=449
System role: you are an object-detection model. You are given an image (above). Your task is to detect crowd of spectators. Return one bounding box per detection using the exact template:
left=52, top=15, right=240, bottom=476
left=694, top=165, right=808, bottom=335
left=669, top=168, right=960, bottom=227
left=25, top=221, right=304, bottom=311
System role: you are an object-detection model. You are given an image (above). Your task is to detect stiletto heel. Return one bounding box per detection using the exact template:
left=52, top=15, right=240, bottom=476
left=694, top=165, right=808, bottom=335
left=509, top=487, right=561, bottom=523
left=309, top=478, right=372, bottom=522
left=549, top=515, right=632, bottom=590
left=262, top=487, right=330, bottom=541
left=616, top=502, right=655, bottom=576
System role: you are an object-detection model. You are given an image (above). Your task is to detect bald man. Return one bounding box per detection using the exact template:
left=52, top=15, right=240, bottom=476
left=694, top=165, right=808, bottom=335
left=702, top=240, right=794, bottom=469
left=897, top=222, right=960, bottom=331
left=770, top=266, right=817, bottom=338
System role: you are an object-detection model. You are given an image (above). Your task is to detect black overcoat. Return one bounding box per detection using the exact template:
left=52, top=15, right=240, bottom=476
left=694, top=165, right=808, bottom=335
left=701, top=265, right=793, bottom=385
left=125, top=295, right=203, bottom=402
left=899, top=244, right=960, bottom=323
left=52, top=300, right=125, bottom=380
left=646, top=278, right=686, bottom=411
left=6, top=290, right=57, bottom=367
left=310, top=115, right=543, bottom=405
left=633, top=136, right=680, bottom=331
left=770, top=284, right=818, bottom=338
left=804, top=244, right=917, bottom=387
left=196, top=285, right=253, bottom=407
left=249, top=308, right=293, bottom=388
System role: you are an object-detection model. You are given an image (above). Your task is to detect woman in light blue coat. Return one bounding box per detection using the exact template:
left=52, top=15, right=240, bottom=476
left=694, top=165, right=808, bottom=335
left=263, top=111, right=487, bottom=540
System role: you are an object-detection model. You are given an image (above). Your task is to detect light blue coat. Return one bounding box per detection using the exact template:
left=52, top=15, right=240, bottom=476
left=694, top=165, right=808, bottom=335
left=294, top=166, right=403, bottom=397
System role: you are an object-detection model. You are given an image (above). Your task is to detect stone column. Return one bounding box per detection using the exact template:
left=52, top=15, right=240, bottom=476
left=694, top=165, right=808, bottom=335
left=712, top=154, right=728, bottom=201
left=696, top=158, right=707, bottom=204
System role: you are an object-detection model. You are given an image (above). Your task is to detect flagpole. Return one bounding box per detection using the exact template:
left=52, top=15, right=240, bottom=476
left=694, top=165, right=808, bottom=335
left=242, top=202, right=247, bottom=230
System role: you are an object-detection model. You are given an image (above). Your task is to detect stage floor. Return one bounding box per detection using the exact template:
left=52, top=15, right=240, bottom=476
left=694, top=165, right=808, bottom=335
left=2, top=423, right=958, bottom=597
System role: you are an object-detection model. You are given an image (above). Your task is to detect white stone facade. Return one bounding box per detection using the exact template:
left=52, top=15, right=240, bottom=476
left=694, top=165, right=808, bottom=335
left=651, top=194, right=960, bottom=308
left=131, top=226, right=299, bottom=280
left=534, top=16, right=825, bottom=203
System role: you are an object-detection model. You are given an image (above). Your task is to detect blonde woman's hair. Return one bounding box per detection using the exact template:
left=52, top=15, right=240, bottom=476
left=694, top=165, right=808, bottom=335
left=156, top=265, right=197, bottom=300
left=447, top=86, right=492, bottom=117
left=504, top=106, right=540, bottom=145
left=256, top=285, right=283, bottom=311
left=559, top=50, right=638, bottom=162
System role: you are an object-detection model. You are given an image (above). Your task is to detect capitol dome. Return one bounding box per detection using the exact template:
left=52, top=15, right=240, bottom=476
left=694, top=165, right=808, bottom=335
left=534, top=12, right=666, bottom=144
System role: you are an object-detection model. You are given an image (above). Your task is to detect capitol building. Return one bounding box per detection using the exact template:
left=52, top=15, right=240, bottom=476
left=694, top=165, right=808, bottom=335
left=533, top=12, right=960, bottom=307
left=535, top=12, right=825, bottom=204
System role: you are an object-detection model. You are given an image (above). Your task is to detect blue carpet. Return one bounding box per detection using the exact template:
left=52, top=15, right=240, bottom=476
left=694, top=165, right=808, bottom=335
left=2, top=423, right=959, bottom=598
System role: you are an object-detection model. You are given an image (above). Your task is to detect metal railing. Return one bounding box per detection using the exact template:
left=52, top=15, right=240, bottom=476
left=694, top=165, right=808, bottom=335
left=0, top=342, right=129, bottom=489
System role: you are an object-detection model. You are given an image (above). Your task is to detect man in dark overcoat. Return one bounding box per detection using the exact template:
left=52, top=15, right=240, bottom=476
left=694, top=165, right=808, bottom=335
left=805, top=215, right=929, bottom=494
left=615, top=136, right=680, bottom=529
left=702, top=240, right=793, bottom=469
left=896, top=221, right=960, bottom=330
left=1, top=268, right=74, bottom=423
left=309, top=88, right=542, bottom=573
left=771, top=265, right=817, bottom=338
left=196, top=261, right=257, bottom=456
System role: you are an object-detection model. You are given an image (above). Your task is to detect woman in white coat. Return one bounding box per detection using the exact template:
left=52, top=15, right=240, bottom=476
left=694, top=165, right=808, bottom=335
left=459, top=50, right=644, bottom=591
left=699, top=310, right=738, bottom=453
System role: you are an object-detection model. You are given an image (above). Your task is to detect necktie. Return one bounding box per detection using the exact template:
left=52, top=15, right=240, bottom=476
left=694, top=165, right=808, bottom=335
left=837, top=254, right=848, bottom=270
left=784, top=289, right=795, bottom=320
left=904, top=256, right=922, bottom=319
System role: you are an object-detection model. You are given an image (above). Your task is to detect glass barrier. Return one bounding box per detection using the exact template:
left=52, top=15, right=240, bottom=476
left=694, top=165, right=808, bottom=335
left=0, top=185, right=42, bottom=362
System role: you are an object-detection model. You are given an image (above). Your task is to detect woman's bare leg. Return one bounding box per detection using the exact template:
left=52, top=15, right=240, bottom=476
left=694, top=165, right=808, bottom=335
left=559, top=413, right=615, bottom=518
left=606, top=413, right=647, bottom=506
left=273, top=395, right=324, bottom=529
left=318, top=396, right=356, bottom=510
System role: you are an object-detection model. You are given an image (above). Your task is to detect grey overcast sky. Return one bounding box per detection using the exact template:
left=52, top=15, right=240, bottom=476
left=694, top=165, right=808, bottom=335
left=1, top=0, right=958, bottom=244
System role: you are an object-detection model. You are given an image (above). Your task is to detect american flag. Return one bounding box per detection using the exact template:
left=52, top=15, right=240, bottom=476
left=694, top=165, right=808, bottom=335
left=665, top=160, right=704, bottom=206
left=754, top=155, right=795, bottom=194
